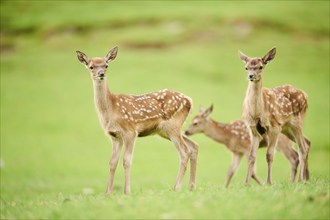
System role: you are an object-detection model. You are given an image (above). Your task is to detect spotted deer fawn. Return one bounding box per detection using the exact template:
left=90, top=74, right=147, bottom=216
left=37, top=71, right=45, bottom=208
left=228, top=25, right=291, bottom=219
left=185, top=105, right=300, bottom=187
left=76, top=46, right=198, bottom=195
left=239, top=47, right=310, bottom=185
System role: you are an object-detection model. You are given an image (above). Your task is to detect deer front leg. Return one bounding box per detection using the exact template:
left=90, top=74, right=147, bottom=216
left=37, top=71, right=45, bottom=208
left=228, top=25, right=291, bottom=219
left=183, top=135, right=199, bottom=190
left=266, top=131, right=279, bottom=185
left=225, top=153, right=242, bottom=188
left=122, top=134, right=137, bottom=195
left=106, top=137, right=123, bottom=195
left=246, top=126, right=261, bottom=186
left=248, top=150, right=264, bottom=185
left=172, top=135, right=191, bottom=191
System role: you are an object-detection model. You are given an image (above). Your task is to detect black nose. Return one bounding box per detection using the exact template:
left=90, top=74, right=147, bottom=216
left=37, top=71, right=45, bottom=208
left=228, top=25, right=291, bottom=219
left=248, top=74, right=254, bottom=79
left=99, top=73, right=105, bottom=77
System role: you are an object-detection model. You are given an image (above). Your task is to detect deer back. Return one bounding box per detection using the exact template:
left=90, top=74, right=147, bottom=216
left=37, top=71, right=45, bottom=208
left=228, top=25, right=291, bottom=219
left=263, top=84, right=308, bottom=125
left=111, top=89, right=192, bottom=136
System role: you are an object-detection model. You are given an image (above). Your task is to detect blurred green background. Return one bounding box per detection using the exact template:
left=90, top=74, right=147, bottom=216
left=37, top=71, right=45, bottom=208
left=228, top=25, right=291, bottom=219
left=1, top=1, right=329, bottom=219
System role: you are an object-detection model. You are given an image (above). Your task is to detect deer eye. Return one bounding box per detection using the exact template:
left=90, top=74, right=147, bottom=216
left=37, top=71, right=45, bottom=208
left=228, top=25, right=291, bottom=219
left=193, top=122, right=199, bottom=126
left=105, top=65, right=108, bottom=68
left=89, top=66, right=94, bottom=70
left=259, top=66, right=263, bottom=70
left=245, top=67, right=248, bottom=70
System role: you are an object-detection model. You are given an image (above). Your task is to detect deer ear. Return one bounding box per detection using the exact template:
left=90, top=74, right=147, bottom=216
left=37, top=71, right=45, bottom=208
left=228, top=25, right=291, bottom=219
left=239, top=50, right=249, bottom=63
left=76, top=51, right=89, bottom=66
left=262, top=47, right=276, bottom=64
left=105, top=46, right=118, bottom=63
left=202, top=104, right=213, bottom=118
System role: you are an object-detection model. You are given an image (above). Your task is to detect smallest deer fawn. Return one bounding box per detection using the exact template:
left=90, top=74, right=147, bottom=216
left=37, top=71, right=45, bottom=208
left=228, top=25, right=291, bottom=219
left=239, top=47, right=310, bottom=185
left=185, top=105, right=300, bottom=187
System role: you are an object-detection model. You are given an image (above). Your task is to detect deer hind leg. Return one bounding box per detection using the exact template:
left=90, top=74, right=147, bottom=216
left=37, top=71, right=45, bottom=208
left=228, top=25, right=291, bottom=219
left=285, top=129, right=311, bottom=181
left=289, top=150, right=300, bottom=183
left=170, top=134, right=191, bottom=191
left=276, top=138, right=299, bottom=183
left=251, top=168, right=263, bottom=185
left=225, top=153, right=242, bottom=188
left=183, top=135, right=199, bottom=190
left=286, top=148, right=299, bottom=183
left=266, top=130, right=280, bottom=185
left=122, top=134, right=137, bottom=195
left=291, top=128, right=309, bottom=182
left=304, top=137, right=311, bottom=181
left=106, top=137, right=123, bottom=195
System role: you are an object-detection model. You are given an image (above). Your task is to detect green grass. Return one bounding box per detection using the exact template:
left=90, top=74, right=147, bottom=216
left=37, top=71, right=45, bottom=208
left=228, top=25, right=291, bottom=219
left=2, top=180, right=329, bottom=219
left=1, top=1, right=329, bottom=219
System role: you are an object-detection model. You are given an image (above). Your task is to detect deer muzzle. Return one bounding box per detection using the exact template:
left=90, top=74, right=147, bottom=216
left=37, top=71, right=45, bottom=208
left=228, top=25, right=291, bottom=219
left=184, top=130, right=193, bottom=136
left=248, top=73, right=256, bottom=81
left=97, top=71, right=105, bottom=80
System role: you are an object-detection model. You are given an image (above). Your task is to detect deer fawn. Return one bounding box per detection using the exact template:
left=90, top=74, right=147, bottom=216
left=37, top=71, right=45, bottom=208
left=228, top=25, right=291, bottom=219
left=76, top=46, right=198, bottom=195
left=239, top=47, right=310, bottom=185
left=185, top=105, right=300, bottom=187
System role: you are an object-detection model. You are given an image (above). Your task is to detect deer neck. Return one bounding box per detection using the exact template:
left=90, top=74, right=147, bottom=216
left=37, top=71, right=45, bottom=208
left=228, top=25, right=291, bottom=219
left=204, top=119, right=230, bottom=146
left=245, top=80, right=264, bottom=119
left=92, top=80, right=112, bottom=120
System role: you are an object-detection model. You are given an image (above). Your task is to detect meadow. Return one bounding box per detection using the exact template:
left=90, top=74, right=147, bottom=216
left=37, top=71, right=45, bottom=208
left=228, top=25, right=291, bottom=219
left=0, top=1, right=329, bottom=219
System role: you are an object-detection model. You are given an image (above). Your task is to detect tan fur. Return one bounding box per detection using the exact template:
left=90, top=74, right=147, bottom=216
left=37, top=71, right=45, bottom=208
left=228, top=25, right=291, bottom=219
left=239, top=48, right=310, bottom=185
left=185, top=105, right=299, bottom=187
left=76, top=47, right=198, bottom=195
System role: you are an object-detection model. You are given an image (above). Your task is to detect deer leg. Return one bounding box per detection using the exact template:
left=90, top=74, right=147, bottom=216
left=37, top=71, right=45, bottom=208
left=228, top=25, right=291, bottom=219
left=106, top=137, right=123, bottom=195
left=277, top=140, right=299, bottom=183
left=225, top=153, right=242, bottom=188
left=122, top=135, right=136, bottom=195
left=304, top=137, right=311, bottom=181
left=246, top=127, right=261, bottom=186
left=266, top=131, right=279, bottom=185
left=292, top=128, right=309, bottom=182
left=249, top=158, right=263, bottom=185
left=297, top=146, right=307, bottom=182
left=171, top=135, right=191, bottom=191
left=304, top=154, right=310, bottom=181
left=287, top=150, right=300, bottom=183
left=284, top=132, right=310, bottom=182
left=251, top=168, right=263, bottom=185
left=183, top=135, right=199, bottom=190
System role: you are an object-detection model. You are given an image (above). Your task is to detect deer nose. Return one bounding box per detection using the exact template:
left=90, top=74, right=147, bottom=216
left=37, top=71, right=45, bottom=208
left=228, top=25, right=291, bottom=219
left=98, top=71, right=105, bottom=77
left=248, top=74, right=254, bottom=80
left=184, top=130, right=191, bottom=136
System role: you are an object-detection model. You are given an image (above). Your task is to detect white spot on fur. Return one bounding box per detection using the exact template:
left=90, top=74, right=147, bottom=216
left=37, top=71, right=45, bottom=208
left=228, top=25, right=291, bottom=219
left=289, top=87, right=297, bottom=93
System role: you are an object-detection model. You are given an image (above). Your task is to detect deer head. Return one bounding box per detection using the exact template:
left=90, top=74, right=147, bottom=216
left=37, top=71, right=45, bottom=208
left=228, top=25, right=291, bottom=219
left=239, top=48, right=276, bottom=82
left=76, top=46, right=118, bottom=81
left=185, top=105, right=213, bottom=136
